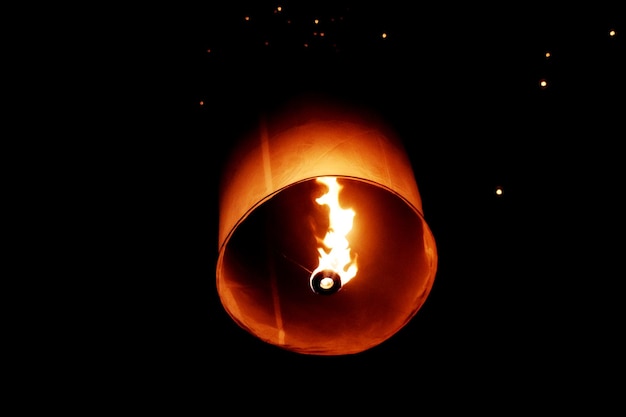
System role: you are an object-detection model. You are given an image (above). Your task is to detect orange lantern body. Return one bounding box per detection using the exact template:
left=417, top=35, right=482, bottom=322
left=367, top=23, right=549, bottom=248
left=216, top=98, right=438, bottom=355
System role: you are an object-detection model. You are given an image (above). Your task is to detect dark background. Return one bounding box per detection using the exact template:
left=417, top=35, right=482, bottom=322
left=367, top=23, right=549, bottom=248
left=65, top=1, right=624, bottom=411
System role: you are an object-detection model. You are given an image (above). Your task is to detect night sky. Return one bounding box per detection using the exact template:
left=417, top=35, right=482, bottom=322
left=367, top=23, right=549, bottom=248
left=83, top=2, right=624, bottom=411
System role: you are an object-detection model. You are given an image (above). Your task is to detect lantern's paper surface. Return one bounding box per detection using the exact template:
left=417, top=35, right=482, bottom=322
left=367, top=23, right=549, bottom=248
left=216, top=99, right=438, bottom=355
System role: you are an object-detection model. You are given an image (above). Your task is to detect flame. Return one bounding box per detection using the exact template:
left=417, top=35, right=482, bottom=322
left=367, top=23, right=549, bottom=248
left=310, top=177, right=358, bottom=289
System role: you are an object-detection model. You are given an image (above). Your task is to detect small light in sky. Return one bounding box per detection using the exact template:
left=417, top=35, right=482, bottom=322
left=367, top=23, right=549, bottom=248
left=276, top=6, right=282, bottom=12
left=314, top=19, right=319, bottom=24
left=495, top=186, right=504, bottom=196
left=244, top=16, right=250, bottom=21
left=199, top=100, right=205, bottom=106
left=545, top=51, right=551, bottom=58
left=539, top=78, right=548, bottom=89
left=207, top=49, right=211, bottom=54
left=609, top=29, right=616, bottom=37
left=381, top=32, right=387, bottom=39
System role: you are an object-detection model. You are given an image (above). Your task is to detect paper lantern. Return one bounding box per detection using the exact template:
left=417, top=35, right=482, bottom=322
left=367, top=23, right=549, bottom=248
left=216, top=97, right=438, bottom=355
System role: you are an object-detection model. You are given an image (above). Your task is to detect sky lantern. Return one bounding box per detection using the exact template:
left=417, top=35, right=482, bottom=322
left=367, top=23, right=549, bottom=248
left=215, top=96, right=438, bottom=355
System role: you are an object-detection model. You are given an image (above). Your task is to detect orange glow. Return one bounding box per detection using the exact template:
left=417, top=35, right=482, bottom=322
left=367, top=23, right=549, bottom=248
left=216, top=96, right=438, bottom=355
left=381, top=32, right=387, bottom=39
left=609, top=29, right=616, bottom=37
left=539, top=79, right=548, bottom=89
left=545, top=51, right=551, bottom=58
left=310, top=177, right=358, bottom=292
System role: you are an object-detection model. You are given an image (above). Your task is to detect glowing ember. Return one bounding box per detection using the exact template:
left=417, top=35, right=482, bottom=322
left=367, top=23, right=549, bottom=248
left=310, top=177, right=358, bottom=294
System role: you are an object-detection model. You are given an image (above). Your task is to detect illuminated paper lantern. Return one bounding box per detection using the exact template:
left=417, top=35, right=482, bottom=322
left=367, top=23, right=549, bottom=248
left=216, top=98, right=438, bottom=355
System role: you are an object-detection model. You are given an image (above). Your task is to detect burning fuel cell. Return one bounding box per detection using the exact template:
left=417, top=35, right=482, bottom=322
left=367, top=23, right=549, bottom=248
left=310, top=269, right=342, bottom=295
left=216, top=96, right=438, bottom=356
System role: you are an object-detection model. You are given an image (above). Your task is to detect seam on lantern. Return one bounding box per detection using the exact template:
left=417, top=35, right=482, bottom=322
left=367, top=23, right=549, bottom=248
left=260, top=118, right=273, bottom=193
